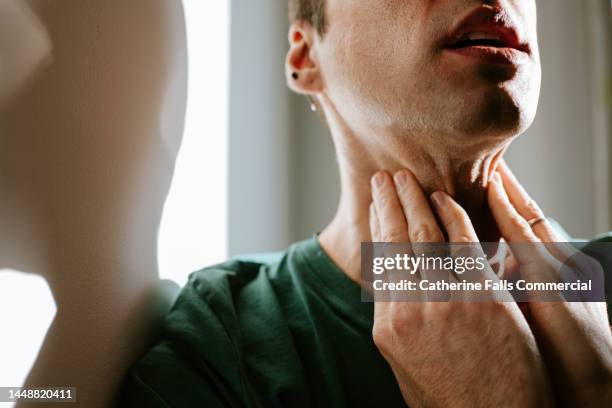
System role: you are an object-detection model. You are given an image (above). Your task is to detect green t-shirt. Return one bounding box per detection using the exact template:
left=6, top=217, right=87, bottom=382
left=119, top=237, right=406, bottom=407
left=119, top=235, right=612, bottom=407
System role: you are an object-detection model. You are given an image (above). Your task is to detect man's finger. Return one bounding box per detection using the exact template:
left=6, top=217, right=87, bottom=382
left=393, top=169, right=444, bottom=244
left=488, top=171, right=562, bottom=291
left=430, top=191, right=503, bottom=299
left=498, top=161, right=561, bottom=243
left=498, top=162, right=589, bottom=272
left=430, top=191, right=478, bottom=243
left=371, top=171, right=409, bottom=243
left=369, top=202, right=382, bottom=242
left=392, top=170, right=447, bottom=299
left=489, top=172, right=539, bottom=245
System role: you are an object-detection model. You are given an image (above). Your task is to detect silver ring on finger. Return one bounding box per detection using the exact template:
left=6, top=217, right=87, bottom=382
left=527, top=216, right=547, bottom=228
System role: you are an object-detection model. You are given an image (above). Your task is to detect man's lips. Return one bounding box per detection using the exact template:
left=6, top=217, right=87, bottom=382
left=442, top=7, right=530, bottom=65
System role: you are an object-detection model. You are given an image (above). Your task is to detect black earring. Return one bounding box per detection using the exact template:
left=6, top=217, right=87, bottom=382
left=291, top=72, right=299, bottom=80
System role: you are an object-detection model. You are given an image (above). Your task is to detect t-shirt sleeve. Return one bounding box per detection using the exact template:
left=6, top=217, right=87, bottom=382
left=118, top=262, right=260, bottom=407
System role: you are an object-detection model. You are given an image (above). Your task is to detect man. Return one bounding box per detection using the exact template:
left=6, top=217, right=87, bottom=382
left=120, top=1, right=612, bottom=406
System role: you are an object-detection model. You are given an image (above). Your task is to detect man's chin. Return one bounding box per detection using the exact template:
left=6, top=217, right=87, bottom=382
left=453, top=95, right=533, bottom=140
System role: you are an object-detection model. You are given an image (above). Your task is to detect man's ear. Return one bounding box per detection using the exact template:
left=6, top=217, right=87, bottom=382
left=285, top=21, right=323, bottom=95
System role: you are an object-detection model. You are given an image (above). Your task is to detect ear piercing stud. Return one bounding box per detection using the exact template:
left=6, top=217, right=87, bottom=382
left=291, top=72, right=317, bottom=112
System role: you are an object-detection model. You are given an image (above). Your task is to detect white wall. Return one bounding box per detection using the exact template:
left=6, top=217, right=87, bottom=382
left=505, top=0, right=611, bottom=238
left=228, top=0, right=294, bottom=255
left=158, top=0, right=230, bottom=286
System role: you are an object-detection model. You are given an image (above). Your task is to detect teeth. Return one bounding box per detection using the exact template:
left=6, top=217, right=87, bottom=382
left=461, top=32, right=502, bottom=41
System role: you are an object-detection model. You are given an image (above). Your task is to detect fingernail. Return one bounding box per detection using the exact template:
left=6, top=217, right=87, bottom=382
left=371, top=172, right=386, bottom=190
left=393, top=170, right=407, bottom=187
left=430, top=191, right=445, bottom=208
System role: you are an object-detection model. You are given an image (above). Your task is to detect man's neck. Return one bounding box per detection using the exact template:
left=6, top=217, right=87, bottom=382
left=318, top=106, right=509, bottom=283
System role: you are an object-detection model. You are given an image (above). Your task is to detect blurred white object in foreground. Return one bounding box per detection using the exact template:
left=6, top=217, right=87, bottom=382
left=0, top=1, right=52, bottom=106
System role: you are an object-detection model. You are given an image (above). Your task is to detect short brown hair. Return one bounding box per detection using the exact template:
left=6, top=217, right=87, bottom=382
left=288, top=0, right=326, bottom=34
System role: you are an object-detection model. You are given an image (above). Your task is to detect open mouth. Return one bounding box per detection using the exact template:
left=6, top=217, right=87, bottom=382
left=446, top=29, right=527, bottom=53
left=443, top=7, right=530, bottom=65
left=448, top=32, right=512, bottom=50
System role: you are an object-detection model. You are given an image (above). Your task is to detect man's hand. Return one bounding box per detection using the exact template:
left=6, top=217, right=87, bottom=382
left=369, top=169, right=554, bottom=408
left=489, top=162, right=612, bottom=406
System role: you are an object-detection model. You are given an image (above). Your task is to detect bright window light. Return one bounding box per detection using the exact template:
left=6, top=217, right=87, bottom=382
left=158, top=0, right=230, bottom=286
left=0, top=270, right=56, bottom=392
